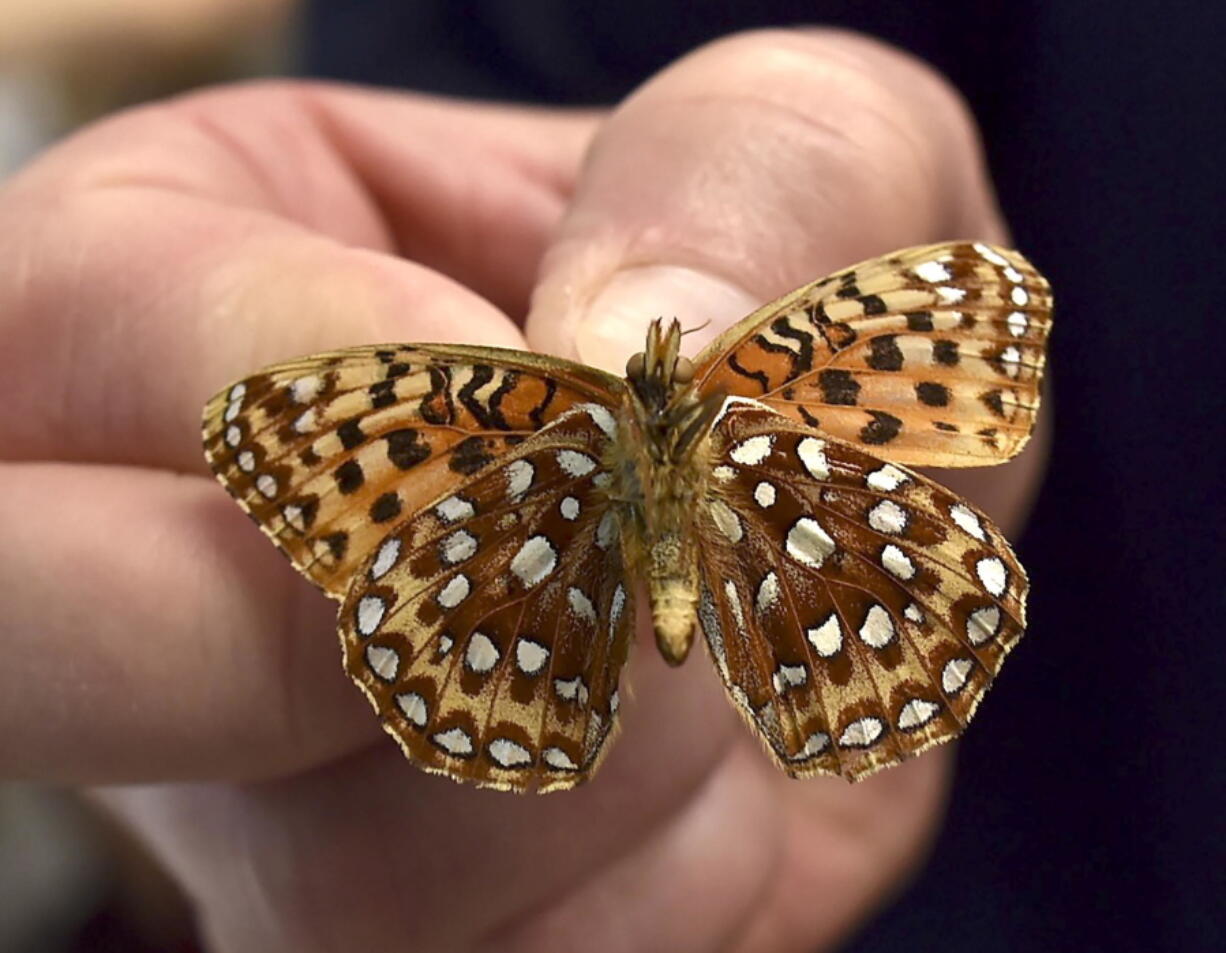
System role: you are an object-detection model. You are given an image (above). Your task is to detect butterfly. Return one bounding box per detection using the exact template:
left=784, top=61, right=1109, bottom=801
left=203, top=241, right=1050, bottom=792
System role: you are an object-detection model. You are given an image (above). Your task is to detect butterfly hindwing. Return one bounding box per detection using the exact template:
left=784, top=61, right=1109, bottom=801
left=692, top=242, right=1051, bottom=468
left=696, top=398, right=1025, bottom=781
left=338, top=404, right=634, bottom=792
left=203, top=344, right=623, bottom=598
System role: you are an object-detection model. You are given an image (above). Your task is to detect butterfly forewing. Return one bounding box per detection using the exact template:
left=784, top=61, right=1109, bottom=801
left=692, top=242, right=1051, bottom=468
left=338, top=404, right=633, bottom=792
left=203, top=344, right=622, bottom=597
left=696, top=399, right=1025, bottom=781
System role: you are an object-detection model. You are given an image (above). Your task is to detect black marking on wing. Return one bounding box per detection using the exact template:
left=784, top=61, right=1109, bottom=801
left=457, top=364, right=497, bottom=429
left=529, top=378, right=558, bottom=430
left=859, top=410, right=903, bottom=445
left=487, top=371, right=519, bottom=431
left=728, top=353, right=771, bottom=394
left=770, top=316, right=816, bottom=378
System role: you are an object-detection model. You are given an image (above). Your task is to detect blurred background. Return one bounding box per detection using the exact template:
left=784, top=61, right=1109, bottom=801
left=2, top=2, right=1222, bottom=951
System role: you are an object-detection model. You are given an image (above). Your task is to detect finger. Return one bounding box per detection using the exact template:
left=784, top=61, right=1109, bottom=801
left=0, top=463, right=374, bottom=782
left=0, top=83, right=599, bottom=472
left=731, top=752, right=951, bottom=953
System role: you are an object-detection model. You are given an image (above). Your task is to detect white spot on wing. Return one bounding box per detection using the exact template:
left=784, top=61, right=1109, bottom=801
left=937, top=286, right=966, bottom=304
left=786, top=517, right=836, bottom=568
left=839, top=717, right=884, bottom=748
left=898, top=699, right=940, bottom=730
left=709, top=498, right=743, bottom=543
left=868, top=499, right=907, bottom=535
left=967, top=605, right=1002, bottom=645
left=356, top=596, right=385, bottom=636
left=237, top=450, right=255, bottom=472
left=543, top=747, right=578, bottom=771
left=1003, top=265, right=1024, bottom=283
left=609, top=584, right=627, bottom=637
left=370, top=538, right=401, bottom=580
left=440, top=530, right=478, bottom=566
left=396, top=691, right=428, bottom=727
left=568, top=587, right=596, bottom=623
left=753, top=481, right=777, bottom=508
left=437, top=574, right=471, bottom=608
left=904, top=602, right=925, bottom=625
left=755, top=571, right=781, bottom=613
left=516, top=639, right=549, bottom=675
left=225, top=425, right=241, bottom=447
left=282, top=504, right=305, bottom=533
left=432, top=727, right=473, bottom=756
left=365, top=645, right=399, bottom=681
left=1001, top=345, right=1022, bottom=378
left=730, top=434, right=773, bottom=466
left=292, top=408, right=317, bottom=434
left=867, top=464, right=909, bottom=492
left=488, top=738, right=532, bottom=768
left=942, top=657, right=974, bottom=694
left=712, top=465, right=737, bottom=481
left=505, top=459, right=534, bottom=501
left=466, top=632, right=500, bottom=673
left=790, top=732, right=830, bottom=761
left=256, top=474, right=277, bottom=499
left=796, top=437, right=830, bottom=480
left=1007, top=310, right=1029, bottom=337
left=950, top=503, right=987, bottom=541
left=772, top=663, right=808, bottom=694
left=560, top=496, right=580, bottom=521
left=554, top=676, right=589, bottom=705
left=976, top=557, right=1008, bottom=596
left=289, top=375, right=322, bottom=403
left=511, top=535, right=557, bottom=587
left=858, top=604, right=895, bottom=648
left=974, top=242, right=1009, bottom=267
left=436, top=495, right=474, bottom=523
left=807, top=614, right=843, bottom=657
left=881, top=544, right=916, bottom=580
left=914, top=260, right=951, bottom=282
left=724, top=580, right=745, bottom=630
left=1011, top=286, right=1030, bottom=306
left=557, top=450, right=597, bottom=478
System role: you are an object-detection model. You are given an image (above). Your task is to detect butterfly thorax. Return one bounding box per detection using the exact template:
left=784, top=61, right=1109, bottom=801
left=613, top=319, right=725, bottom=666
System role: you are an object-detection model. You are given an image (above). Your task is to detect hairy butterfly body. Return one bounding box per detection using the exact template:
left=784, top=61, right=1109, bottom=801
left=204, top=241, right=1050, bottom=791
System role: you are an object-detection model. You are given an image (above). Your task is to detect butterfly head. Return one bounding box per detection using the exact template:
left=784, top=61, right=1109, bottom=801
left=624, top=317, right=697, bottom=406
left=624, top=318, right=723, bottom=462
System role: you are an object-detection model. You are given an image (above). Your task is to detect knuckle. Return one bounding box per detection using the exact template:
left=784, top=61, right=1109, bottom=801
left=667, top=28, right=985, bottom=222
left=678, top=28, right=980, bottom=169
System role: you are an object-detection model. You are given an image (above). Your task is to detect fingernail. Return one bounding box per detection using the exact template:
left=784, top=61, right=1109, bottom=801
left=575, top=265, right=760, bottom=373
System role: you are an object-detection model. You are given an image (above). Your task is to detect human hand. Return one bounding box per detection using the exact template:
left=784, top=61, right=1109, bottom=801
left=0, top=30, right=1045, bottom=952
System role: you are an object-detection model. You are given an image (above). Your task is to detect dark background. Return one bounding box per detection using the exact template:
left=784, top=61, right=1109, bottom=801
left=304, top=2, right=1225, bottom=950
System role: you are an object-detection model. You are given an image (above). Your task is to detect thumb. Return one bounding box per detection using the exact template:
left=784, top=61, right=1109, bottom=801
left=526, top=28, right=1008, bottom=374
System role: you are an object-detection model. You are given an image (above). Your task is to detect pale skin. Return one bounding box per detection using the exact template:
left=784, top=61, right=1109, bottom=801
left=0, top=29, right=1047, bottom=953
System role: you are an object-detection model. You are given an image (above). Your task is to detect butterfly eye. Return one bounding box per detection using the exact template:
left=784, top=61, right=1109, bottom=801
left=626, top=352, right=646, bottom=379
left=672, top=356, right=695, bottom=384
